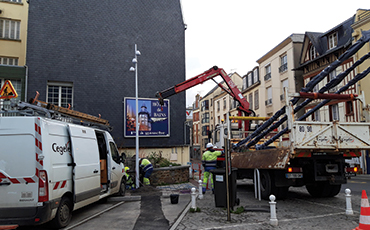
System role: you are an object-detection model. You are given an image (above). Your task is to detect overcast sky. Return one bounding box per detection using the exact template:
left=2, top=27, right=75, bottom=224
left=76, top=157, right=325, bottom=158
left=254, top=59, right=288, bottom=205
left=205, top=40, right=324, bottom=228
left=181, top=0, right=369, bottom=107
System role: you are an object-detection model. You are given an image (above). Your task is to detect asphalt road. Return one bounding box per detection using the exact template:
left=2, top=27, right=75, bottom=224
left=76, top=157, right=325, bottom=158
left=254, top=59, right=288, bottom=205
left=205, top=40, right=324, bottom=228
left=17, top=175, right=370, bottom=230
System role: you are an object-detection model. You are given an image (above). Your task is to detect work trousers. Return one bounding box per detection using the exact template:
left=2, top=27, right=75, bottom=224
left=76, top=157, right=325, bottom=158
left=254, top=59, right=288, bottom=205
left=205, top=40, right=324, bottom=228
left=202, top=167, right=216, bottom=192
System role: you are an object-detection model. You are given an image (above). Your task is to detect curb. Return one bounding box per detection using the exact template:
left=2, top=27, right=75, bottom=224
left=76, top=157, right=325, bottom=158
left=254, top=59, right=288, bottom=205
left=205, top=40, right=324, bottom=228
left=169, top=200, right=191, bottom=230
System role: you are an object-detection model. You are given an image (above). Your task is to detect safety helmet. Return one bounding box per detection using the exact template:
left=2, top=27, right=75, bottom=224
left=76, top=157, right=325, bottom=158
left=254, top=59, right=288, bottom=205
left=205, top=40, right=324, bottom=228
left=213, top=145, right=218, bottom=149
left=125, top=166, right=129, bottom=172
left=206, top=143, right=213, bottom=148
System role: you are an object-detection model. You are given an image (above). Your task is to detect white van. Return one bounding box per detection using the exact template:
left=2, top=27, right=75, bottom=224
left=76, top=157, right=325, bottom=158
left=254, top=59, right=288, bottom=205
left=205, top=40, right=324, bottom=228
left=0, top=116, right=126, bottom=228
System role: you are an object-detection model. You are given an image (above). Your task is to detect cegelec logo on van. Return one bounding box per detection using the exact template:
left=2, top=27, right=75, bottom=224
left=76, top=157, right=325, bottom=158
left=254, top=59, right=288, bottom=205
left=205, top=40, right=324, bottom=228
left=52, top=141, right=71, bottom=155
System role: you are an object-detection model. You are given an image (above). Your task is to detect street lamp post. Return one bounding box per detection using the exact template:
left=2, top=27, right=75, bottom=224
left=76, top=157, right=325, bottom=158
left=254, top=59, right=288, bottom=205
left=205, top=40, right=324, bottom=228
left=129, top=44, right=141, bottom=189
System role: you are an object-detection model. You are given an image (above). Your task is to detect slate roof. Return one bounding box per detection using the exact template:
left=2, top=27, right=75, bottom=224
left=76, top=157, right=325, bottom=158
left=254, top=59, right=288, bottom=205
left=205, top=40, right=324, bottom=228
left=298, top=15, right=355, bottom=69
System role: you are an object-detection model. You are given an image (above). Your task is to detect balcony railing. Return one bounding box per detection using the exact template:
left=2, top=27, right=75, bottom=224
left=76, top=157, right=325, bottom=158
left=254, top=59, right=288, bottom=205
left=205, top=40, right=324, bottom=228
left=279, top=63, right=288, bottom=73
left=264, top=73, right=271, bottom=81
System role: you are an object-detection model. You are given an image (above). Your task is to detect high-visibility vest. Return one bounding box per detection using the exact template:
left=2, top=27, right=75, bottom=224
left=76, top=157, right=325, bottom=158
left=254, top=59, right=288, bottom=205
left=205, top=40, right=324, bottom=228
left=202, top=150, right=222, bottom=167
left=140, top=158, right=153, bottom=172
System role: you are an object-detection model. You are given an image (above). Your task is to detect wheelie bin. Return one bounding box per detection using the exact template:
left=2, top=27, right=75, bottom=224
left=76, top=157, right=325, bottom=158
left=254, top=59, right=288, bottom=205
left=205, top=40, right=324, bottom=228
left=210, top=168, right=239, bottom=208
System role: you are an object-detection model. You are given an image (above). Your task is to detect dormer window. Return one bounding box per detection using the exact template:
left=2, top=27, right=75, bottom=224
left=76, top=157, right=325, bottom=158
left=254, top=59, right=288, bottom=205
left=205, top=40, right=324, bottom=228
left=328, top=32, right=338, bottom=50
left=309, top=45, right=317, bottom=60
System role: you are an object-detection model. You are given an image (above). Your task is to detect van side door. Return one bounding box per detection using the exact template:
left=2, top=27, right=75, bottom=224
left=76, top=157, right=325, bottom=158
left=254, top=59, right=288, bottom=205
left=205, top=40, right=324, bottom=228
left=108, top=141, right=123, bottom=194
left=68, top=125, right=100, bottom=203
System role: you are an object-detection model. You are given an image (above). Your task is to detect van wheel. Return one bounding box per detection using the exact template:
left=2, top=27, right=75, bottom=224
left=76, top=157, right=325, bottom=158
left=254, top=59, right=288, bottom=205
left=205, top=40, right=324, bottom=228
left=118, top=177, right=126, bottom=196
left=50, top=197, right=72, bottom=228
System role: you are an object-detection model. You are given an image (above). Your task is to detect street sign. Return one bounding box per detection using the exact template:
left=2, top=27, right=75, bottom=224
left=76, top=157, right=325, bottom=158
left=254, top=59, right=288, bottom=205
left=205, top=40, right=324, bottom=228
left=0, top=80, right=18, bottom=99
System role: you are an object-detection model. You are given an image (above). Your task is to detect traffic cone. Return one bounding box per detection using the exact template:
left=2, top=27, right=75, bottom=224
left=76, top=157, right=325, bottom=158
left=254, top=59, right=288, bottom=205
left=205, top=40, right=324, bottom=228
left=353, top=190, right=370, bottom=230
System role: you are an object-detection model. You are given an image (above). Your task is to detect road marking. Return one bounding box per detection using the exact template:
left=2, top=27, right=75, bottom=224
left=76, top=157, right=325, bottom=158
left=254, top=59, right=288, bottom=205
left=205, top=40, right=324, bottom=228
left=198, top=212, right=349, bottom=230
left=348, top=181, right=367, bottom=184
left=293, top=198, right=359, bottom=213
left=64, top=201, right=125, bottom=230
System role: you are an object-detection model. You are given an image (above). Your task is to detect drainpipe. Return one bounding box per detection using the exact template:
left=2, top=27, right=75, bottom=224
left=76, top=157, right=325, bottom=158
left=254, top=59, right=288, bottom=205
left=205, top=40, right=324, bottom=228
left=24, top=65, right=28, bottom=102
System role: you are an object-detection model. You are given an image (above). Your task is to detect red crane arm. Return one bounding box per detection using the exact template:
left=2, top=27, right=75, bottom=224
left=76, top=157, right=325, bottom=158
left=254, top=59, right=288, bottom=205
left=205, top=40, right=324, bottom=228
left=155, top=66, right=252, bottom=116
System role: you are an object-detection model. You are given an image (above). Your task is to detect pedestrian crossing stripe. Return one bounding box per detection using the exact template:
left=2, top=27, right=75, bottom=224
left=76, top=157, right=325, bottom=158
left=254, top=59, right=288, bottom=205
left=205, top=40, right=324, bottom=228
left=0, top=80, right=18, bottom=99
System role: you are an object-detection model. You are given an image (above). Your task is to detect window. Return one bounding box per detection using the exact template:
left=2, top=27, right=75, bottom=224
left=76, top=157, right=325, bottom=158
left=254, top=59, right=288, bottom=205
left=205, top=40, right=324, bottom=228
left=264, top=65, right=271, bottom=81
left=242, top=76, right=247, bottom=90
left=328, top=70, right=337, bottom=93
left=279, top=54, right=287, bottom=73
left=249, top=93, right=253, bottom=110
left=201, top=100, right=209, bottom=111
left=346, top=101, right=354, bottom=116
left=266, top=87, right=272, bottom=105
left=201, top=112, right=209, bottom=124
left=4, top=0, right=22, bottom=2
left=330, top=104, right=339, bottom=121
left=254, top=90, right=259, bottom=110
left=109, top=142, right=120, bottom=164
left=253, top=68, right=259, bottom=83
left=247, top=72, right=252, bottom=87
left=47, top=82, right=73, bottom=108
left=328, top=32, right=338, bottom=50
left=230, top=98, right=237, bottom=110
left=202, top=125, right=209, bottom=136
left=313, top=110, right=320, bottom=121
left=223, top=98, right=226, bottom=110
left=281, top=79, right=288, bottom=100
left=0, top=57, right=18, bottom=66
left=0, top=19, right=20, bottom=40
left=313, top=81, right=320, bottom=93
left=217, top=101, right=220, bottom=111
left=310, top=45, right=317, bottom=60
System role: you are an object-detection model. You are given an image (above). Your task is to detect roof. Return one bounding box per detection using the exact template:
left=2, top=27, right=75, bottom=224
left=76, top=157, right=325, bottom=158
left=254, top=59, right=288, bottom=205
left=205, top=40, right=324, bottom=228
left=298, top=15, right=355, bottom=69
left=257, top=33, right=304, bottom=64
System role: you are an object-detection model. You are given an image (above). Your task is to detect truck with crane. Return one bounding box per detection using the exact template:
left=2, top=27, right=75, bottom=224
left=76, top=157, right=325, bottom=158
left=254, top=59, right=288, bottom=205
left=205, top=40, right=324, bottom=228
left=156, top=30, right=370, bottom=200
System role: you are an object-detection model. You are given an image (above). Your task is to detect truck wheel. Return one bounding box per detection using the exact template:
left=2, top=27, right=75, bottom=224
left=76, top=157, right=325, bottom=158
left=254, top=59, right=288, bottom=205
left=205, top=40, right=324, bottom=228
left=50, top=196, right=72, bottom=228
left=118, top=177, right=126, bottom=196
left=306, top=182, right=325, bottom=197
left=275, top=186, right=289, bottom=200
left=259, top=170, right=288, bottom=200
left=328, top=184, right=341, bottom=197
left=260, top=170, right=273, bottom=200
left=306, top=182, right=341, bottom=197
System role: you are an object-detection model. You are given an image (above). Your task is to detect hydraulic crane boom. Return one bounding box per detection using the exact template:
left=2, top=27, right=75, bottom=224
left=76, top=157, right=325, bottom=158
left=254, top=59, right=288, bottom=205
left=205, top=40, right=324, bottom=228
left=155, top=66, right=252, bottom=116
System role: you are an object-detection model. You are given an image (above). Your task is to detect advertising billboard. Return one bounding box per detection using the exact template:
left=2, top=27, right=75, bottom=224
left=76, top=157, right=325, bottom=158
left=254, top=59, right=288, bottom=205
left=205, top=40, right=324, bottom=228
left=124, top=97, right=170, bottom=137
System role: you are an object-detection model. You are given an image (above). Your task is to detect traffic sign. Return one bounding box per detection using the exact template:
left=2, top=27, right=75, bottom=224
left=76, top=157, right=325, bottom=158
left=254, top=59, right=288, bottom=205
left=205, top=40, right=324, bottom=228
left=0, top=80, right=18, bottom=99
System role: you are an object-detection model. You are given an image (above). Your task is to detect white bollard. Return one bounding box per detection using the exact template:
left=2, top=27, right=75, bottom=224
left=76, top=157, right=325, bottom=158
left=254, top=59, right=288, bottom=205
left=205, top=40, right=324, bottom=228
left=345, top=188, right=354, bottom=215
left=269, top=195, right=278, bottom=226
left=198, top=180, right=203, bottom=199
left=191, top=187, right=197, bottom=209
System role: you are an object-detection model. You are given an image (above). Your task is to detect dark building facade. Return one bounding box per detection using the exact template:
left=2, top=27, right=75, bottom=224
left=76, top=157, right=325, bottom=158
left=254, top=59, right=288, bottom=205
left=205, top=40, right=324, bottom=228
left=26, top=1, right=186, bottom=148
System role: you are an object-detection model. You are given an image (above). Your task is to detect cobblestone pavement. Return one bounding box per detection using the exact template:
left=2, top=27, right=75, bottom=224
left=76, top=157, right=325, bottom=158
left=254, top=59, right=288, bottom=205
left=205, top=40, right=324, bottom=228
left=171, top=181, right=361, bottom=230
